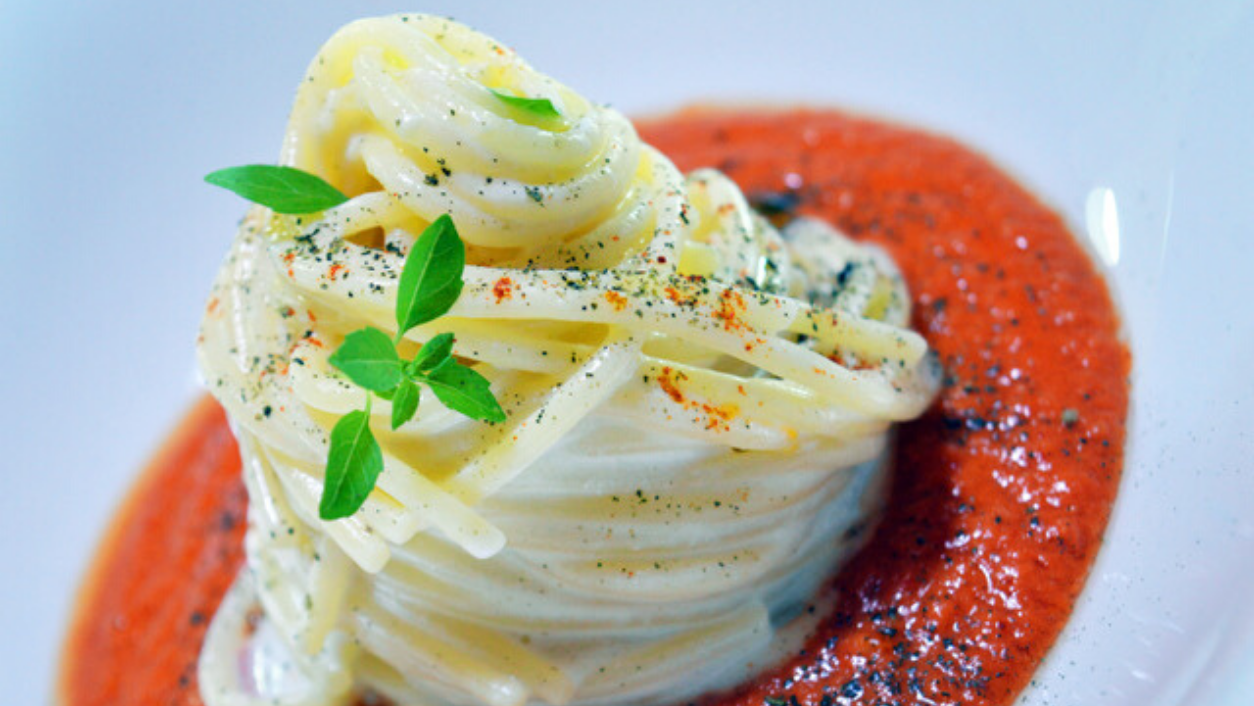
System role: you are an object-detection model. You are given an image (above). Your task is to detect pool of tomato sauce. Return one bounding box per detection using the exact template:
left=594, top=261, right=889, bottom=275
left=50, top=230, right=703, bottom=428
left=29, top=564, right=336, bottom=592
left=59, top=108, right=1129, bottom=706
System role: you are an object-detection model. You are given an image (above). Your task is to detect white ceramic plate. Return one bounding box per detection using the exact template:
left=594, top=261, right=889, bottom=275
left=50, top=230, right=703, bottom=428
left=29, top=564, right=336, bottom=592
left=3, top=2, right=1251, bottom=703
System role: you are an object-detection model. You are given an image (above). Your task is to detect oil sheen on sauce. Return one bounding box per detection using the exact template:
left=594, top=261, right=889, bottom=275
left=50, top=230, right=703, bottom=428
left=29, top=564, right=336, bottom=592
left=59, top=108, right=1130, bottom=706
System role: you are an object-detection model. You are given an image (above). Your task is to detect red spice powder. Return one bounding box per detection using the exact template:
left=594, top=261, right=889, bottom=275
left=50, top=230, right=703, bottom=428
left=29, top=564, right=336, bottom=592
left=604, top=290, right=629, bottom=312
left=493, top=276, right=514, bottom=303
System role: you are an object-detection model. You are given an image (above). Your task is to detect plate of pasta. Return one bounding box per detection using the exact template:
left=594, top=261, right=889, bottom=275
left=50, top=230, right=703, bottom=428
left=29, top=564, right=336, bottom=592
left=2, top=2, right=1252, bottom=706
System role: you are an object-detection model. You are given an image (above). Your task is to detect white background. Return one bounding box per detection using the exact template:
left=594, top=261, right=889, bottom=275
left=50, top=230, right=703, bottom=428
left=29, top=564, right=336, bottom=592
left=2, top=1, right=1252, bottom=704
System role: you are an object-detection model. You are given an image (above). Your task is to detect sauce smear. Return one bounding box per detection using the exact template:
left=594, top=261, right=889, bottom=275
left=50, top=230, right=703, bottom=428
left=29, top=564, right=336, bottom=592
left=60, top=108, right=1128, bottom=706
left=59, top=397, right=247, bottom=706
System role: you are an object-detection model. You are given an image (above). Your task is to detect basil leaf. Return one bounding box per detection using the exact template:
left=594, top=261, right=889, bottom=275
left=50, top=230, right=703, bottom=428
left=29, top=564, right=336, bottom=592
left=205, top=165, right=348, bottom=214
left=410, top=332, right=456, bottom=373
left=422, top=358, right=506, bottom=423
left=319, top=406, right=383, bottom=520
left=390, top=379, right=421, bottom=430
left=489, top=88, right=560, bottom=119
left=396, top=214, right=465, bottom=335
left=329, top=327, right=403, bottom=392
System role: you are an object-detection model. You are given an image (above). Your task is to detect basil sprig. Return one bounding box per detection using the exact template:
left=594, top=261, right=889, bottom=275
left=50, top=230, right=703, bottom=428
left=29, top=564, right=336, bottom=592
left=318, top=213, right=505, bottom=519
left=323, top=214, right=504, bottom=519
left=206, top=167, right=506, bottom=521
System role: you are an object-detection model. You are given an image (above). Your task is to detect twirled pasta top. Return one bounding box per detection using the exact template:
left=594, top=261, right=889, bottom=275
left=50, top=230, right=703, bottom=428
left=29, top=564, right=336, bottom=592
left=282, top=14, right=660, bottom=269
left=196, top=14, right=939, bottom=706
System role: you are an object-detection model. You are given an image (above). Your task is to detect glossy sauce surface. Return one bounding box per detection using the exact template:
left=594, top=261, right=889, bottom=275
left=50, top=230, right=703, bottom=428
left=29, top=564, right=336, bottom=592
left=60, top=108, right=1128, bottom=706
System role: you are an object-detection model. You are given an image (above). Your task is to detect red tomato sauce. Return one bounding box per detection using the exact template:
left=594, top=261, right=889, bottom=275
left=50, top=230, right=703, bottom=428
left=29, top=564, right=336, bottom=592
left=59, top=108, right=1129, bottom=706
left=58, top=397, right=248, bottom=705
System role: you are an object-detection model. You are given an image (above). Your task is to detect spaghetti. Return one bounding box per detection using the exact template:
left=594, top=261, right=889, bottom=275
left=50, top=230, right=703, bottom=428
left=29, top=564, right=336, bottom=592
left=196, top=14, right=937, bottom=706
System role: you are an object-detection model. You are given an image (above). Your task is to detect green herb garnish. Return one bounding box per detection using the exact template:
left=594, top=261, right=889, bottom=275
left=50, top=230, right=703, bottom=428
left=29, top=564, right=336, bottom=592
left=389, top=379, right=421, bottom=431
left=205, top=165, right=349, bottom=214
left=409, top=332, right=455, bottom=372
left=489, top=87, right=561, bottom=119
left=328, top=327, right=404, bottom=393
left=206, top=167, right=506, bottom=520
left=322, top=214, right=505, bottom=519
left=423, top=357, right=506, bottom=423
left=396, top=215, right=465, bottom=332
left=321, top=402, right=383, bottom=521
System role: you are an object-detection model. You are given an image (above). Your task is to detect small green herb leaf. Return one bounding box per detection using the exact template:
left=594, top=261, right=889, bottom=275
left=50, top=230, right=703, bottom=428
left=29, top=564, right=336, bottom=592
left=329, top=327, right=403, bottom=392
left=423, top=358, right=506, bottom=423
left=410, top=332, right=456, bottom=373
left=489, top=88, right=561, bottom=119
left=390, top=379, right=421, bottom=430
left=205, top=165, right=349, bottom=214
left=319, top=405, right=383, bottom=520
left=396, top=214, right=465, bottom=335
